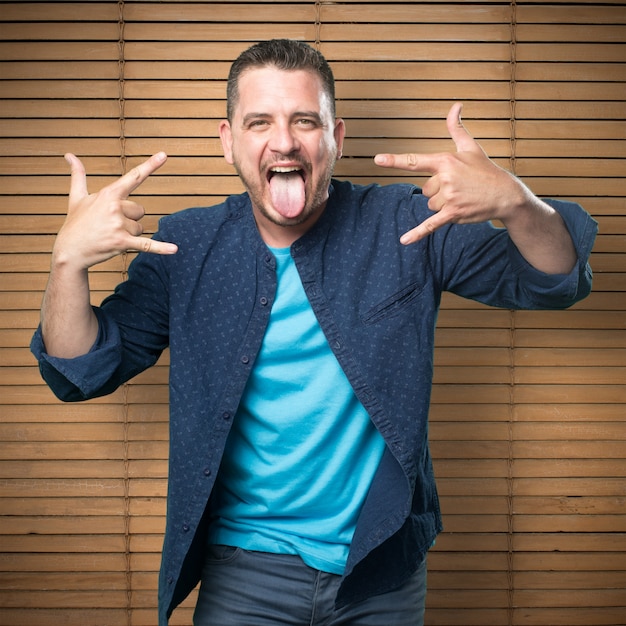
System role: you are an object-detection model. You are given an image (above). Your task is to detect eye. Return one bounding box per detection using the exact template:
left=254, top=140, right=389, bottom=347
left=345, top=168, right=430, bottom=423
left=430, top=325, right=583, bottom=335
left=247, top=119, right=269, bottom=129
left=296, top=118, right=319, bottom=129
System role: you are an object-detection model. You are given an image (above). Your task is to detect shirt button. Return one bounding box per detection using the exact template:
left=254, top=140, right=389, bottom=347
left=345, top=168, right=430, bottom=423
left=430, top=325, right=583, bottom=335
left=260, top=296, right=268, bottom=306
left=222, top=411, right=231, bottom=421
left=182, top=524, right=190, bottom=533
left=241, top=355, right=250, bottom=364
left=203, top=467, right=211, bottom=477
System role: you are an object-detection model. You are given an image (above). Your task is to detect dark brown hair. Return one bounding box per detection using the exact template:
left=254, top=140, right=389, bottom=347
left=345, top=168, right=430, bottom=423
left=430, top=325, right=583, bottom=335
left=226, top=39, right=336, bottom=121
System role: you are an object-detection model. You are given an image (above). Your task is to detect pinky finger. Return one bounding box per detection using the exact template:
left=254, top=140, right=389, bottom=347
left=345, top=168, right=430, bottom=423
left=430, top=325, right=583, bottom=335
left=130, top=236, right=178, bottom=255
left=399, top=215, right=445, bottom=245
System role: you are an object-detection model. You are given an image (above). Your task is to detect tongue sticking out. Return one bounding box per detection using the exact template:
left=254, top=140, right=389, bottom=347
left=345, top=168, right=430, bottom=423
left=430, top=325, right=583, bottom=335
left=269, top=171, right=305, bottom=219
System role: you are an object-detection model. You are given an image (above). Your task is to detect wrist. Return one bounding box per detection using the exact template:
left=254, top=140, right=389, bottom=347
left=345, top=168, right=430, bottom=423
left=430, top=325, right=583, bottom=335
left=50, top=240, right=91, bottom=274
left=497, top=177, right=546, bottom=228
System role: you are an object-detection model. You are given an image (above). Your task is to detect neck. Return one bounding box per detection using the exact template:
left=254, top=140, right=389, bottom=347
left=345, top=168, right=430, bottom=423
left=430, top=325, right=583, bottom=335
left=253, top=204, right=327, bottom=249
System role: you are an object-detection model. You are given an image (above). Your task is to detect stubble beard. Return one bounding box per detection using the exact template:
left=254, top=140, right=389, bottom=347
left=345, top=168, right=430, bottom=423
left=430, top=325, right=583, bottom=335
left=233, top=151, right=338, bottom=229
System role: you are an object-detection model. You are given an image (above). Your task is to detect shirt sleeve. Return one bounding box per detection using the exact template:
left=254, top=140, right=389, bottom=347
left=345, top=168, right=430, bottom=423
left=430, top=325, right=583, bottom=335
left=30, top=231, right=172, bottom=402
left=30, top=307, right=126, bottom=402
left=431, top=197, right=598, bottom=310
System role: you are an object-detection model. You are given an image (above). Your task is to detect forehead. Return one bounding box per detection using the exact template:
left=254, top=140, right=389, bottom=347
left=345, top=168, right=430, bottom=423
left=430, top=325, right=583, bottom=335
left=233, top=66, right=332, bottom=118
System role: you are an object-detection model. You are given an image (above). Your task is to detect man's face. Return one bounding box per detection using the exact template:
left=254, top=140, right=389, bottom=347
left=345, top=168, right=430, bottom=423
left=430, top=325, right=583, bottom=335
left=219, top=66, right=345, bottom=247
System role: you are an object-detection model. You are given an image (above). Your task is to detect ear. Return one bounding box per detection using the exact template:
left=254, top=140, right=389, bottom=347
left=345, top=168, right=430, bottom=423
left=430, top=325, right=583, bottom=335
left=219, top=119, right=234, bottom=164
left=334, top=118, right=346, bottom=159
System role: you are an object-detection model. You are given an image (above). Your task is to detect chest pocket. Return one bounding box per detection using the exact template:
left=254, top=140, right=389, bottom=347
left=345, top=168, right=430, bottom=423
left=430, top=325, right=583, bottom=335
left=360, top=282, right=423, bottom=325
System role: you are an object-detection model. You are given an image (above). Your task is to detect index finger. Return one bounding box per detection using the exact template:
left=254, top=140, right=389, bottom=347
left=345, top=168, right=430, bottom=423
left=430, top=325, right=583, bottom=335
left=109, top=152, right=168, bottom=198
left=374, top=151, right=440, bottom=174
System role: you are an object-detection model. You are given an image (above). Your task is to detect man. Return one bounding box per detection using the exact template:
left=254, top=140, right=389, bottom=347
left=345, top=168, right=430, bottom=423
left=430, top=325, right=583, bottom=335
left=32, top=39, right=597, bottom=625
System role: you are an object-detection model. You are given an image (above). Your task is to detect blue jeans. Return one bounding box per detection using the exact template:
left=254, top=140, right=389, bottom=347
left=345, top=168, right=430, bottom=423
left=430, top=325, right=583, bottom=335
left=193, top=545, right=427, bottom=625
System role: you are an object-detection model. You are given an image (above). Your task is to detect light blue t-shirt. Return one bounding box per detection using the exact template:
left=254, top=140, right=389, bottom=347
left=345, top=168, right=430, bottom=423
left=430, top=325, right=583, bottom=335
left=208, top=247, right=386, bottom=574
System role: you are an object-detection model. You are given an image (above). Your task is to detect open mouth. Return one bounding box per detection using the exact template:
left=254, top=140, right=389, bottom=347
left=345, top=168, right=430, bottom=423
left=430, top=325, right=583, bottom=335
left=267, top=165, right=306, bottom=182
left=267, top=165, right=307, bottom=218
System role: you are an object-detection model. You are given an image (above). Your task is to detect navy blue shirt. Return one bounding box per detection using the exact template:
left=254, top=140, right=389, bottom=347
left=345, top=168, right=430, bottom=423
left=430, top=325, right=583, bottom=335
left=31, top=180, right=597, bottom=624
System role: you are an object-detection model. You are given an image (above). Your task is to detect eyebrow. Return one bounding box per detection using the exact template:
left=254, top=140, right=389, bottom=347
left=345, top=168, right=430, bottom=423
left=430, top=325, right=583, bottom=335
left=294, top=110, right=324, bottom=124
left=242, top=112, right=269, bottom=124
left=242, top=111, right=325, bottom=125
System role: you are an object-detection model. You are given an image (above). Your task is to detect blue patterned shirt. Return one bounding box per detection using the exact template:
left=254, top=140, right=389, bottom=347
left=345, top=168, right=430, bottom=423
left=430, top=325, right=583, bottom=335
left=31, top=179, right=597, bottom=624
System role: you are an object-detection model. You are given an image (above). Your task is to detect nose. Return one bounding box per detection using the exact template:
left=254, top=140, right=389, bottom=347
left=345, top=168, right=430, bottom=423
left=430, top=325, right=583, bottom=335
left=268, top=120, right=300, bottom=156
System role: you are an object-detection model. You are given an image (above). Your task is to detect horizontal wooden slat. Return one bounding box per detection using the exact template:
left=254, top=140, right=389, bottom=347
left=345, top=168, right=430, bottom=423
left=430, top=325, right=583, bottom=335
left=517, top=43, right=626, bottom=63
left=517, top=5, right=626, bottom=24
left=0, top=42, right=120, bottom=61
left=516, top=24, right=626, bottom=42
left=0, top=23, right=119, bottom=40
left=516, top=62, right=625, bottom=81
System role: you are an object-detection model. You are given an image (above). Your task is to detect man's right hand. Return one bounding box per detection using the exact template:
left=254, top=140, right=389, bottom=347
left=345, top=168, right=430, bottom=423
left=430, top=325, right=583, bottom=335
left=55, top=152, right=178, bottom=270
left=40, top=153, right=177, bottom=359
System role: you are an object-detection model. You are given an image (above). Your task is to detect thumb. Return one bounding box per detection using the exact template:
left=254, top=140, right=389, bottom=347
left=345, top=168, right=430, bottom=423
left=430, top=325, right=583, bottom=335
left=64, top=153, right=88, bottom=204
left=446, top=103, right=477, bottom=153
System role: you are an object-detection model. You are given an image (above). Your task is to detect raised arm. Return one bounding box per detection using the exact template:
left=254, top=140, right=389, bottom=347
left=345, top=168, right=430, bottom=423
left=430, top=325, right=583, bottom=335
left=40, top=152, right=178, bottom=359
left=374, top=103, right=577, bottom=275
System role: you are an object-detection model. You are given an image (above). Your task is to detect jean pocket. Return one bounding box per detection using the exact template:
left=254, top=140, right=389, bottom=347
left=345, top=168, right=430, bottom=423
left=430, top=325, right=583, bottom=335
left=206, top=544, right=241, bottom=564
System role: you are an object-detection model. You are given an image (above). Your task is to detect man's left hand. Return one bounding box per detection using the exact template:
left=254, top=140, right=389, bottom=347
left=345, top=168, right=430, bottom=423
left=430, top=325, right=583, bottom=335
left=375, top=102, right=526, bottom=245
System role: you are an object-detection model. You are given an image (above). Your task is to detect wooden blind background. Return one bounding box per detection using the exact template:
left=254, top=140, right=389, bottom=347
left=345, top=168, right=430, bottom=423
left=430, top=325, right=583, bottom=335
left=0, top=1, right=624, bottom=625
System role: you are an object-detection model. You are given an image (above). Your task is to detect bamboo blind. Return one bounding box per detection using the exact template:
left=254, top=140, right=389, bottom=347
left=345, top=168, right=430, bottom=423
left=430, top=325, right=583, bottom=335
left=0, top=1, right=624, bottom=625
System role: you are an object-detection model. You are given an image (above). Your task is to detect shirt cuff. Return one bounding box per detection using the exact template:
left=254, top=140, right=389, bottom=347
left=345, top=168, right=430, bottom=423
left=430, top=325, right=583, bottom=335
left=507, top=199, right=597, bottom=308
left=30, top=307, right=123, bottom=401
